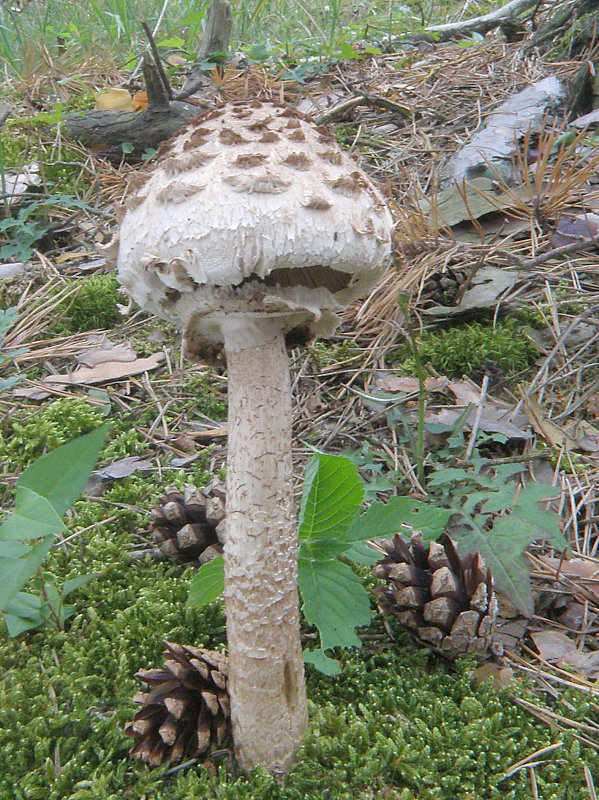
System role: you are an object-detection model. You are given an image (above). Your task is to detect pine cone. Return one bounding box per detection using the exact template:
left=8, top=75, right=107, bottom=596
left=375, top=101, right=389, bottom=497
left=149, top=480, right=226, bottom=564
left=373, top=533, right=497, bottom=660
left=124, top=641, right=230, bottom=766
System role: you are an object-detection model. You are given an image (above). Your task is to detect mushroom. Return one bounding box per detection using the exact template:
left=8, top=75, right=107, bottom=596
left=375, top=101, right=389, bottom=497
left=115, top=99, right=393, bottom=776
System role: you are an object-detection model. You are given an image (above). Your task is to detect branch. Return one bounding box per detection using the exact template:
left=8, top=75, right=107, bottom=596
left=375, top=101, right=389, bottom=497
left=387, top=0, right=541, bottom=46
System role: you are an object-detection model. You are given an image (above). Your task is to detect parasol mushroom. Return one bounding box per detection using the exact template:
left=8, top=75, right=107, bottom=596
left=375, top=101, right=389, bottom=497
left=114, top=99, right=393, bottom=776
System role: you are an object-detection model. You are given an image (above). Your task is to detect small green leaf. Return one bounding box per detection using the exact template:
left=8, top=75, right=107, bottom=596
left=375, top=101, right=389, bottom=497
left=303, top=648, right=341, bottom=675
left=345, top=497, right=451, bottom=545
left=298, top=558, right=370, bottom=652
left=0, top=541, right=29, bottom=558
left=61, top=573, right=97, bottom=597
left=18, top=424, right=109, bottom=515
left=121, top=141, right=134, bottom=154
left=298, top=539, right=351, bottom=560
left=0, top=487, right=66, bottom=540
left=451, top=482, right=564, bottom=617
left=298, top=454, right=364, bottom=541
left=343, top=541, right=380, bottom=565
left=187, top=556, right=224, bottom=608
left=157, top=35, right=185, bottom=47
left=0, top=535, right=53, bottom=611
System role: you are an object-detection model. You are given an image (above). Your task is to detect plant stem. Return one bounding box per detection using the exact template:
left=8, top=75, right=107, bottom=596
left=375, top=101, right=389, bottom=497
left=399, top=294, right=426, bottom=487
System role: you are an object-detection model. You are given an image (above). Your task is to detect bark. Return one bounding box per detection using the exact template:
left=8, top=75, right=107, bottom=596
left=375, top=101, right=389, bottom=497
left=223, top=321, right=308, bottom=777
left=63, top=102, right=202, bottom=162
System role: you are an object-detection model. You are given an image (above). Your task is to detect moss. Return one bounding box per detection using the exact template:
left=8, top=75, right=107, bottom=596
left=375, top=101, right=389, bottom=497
left=0, top=468, right=596, bottom=799
left=57, top=274, right=121, bottom=333
left=0, top=397, right=104, bottom=470
left=390, top=318, right=539, bottom=379
left=178, top=371, right=228, bottom=423
left=309, top=340, right=363, bottom=371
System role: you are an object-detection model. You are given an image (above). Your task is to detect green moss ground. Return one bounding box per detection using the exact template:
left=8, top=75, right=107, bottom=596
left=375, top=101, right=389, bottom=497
left=0, top=458, right=597, bottom=799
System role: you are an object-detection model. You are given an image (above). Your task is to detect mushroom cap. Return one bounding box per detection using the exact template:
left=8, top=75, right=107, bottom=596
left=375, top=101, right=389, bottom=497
left=116, top=99, right=393, bottom=357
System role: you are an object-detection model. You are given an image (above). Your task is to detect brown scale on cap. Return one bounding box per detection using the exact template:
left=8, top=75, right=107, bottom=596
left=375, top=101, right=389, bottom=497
left=234, top=153, right=269, bottom=168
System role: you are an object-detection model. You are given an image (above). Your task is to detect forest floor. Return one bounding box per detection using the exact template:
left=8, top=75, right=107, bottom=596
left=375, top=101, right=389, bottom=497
left=1, top=1, right=599, bottom=798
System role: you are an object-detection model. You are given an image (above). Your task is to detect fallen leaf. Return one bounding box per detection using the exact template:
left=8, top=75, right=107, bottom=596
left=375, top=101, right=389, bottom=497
left=55, top=251, right=89, bottom=264
left=425, top=266, right=519, bottom=316
left=373, top=375, right=449, bottom=394
left=523, top=396, right=579, bottom=449
left=549, top=212, right=599, bottom=249
left=530, top=630, right=575, bottom=661
left=425, top=406, right=530, bottom=439
left=44, top=353, right=165, bottom=385
left=77, top=343, right=138, bottom=367
left=171, top=434, right=197, bottom=453
left=95, top=87, right=134, bottom=111
left=131, top=90, right=148, bottom=111
left=538, top=556, right=599, bottom=582
left=12, top=386, right=50, bottom=400
left=473, top=663, right=514, bottom=690
left=95, top=456, right=154, bottom=480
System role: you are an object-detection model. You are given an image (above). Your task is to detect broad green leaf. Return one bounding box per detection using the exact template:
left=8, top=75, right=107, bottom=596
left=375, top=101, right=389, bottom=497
left=298, top=454, right=364, bottom=541
left=5, top=591, right=42, bottom=619
left=0, top=560, right=26, bottom=611
left=12, top=535, right=55, bottom=596
left=303, top=648, right=341, bottom=675
left=4, top=590, right=44, bottom=635
left=298, top=558, right=370, bottom=652
left=298, top=538, right=351, bottom=560
left=18, top=424, right=109, bottom=515
left=61, top=573, right=96, bottom=597
left=0, top=487, right=66, bottom=540
left=187, top=556, right=224, bottom=608
left=0, top=541, right=29, bottom=558
left=0, top=536, right=53, bottom=611
left=345, top=497, right=451, bottom=545
left=343, top=541, right=381, bottom=565
left=451, top=482, right=564, bottom=618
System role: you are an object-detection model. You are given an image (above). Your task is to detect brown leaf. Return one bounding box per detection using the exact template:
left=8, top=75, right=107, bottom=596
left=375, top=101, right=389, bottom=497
left=530, top=630, right=575, bottom=661
left=44, top=353, right=165, bottom=385
left=95, top=87, right=135, bottom=111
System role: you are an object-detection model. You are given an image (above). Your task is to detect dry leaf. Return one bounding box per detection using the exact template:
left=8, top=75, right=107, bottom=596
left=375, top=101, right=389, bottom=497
left=424, top=406, right=530, bottom=439
left=77, top=343, right=138, bottom=367
left=530, top=630, right=575, bottom=661
left=132, top=91, right=148, bottom=111
left=95, top=88, right=134, bottom=111
left=523, top=396, right=578, bottom=449
left=55, top=251, right=88, bottom=264
left=373, top=375, right=449, bottom=394
left=44, top=353, right=165, bottom=385
left=95, top=456, right=154, bottom=480
left=473, top=663, right=514, bottom=690
left=425, top=266, right=519, bottom=316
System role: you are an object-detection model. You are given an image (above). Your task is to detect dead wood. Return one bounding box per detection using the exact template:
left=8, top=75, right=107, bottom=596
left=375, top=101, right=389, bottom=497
left=62, top=100, right=204, bottom=163
left=63, top=1, right=233, bottom=161
left=386, top=0, right=539, bottom=47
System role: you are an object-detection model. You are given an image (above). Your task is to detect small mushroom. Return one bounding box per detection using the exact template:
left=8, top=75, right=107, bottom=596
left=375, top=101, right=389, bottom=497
left=115, top=99, right=392, bottom=776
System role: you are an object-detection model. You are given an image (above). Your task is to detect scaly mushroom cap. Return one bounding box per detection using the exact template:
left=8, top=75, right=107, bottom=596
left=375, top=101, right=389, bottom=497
left=116, top=99, right=393, bottom=358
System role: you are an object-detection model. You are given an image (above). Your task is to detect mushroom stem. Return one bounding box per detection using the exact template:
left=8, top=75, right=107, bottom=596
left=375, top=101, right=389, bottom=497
left=222, top=317, right=308, bottom=776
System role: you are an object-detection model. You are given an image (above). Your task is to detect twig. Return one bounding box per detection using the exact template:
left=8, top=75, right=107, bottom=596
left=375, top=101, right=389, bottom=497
left=464, top=373, right=489, bottom=460
left=141, top=20, right=173, bottom=102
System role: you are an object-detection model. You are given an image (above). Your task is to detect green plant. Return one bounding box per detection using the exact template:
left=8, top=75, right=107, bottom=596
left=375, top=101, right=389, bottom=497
left=391, top=318, right=539, bottom=379
left=0, top=424, right=108, bottom=635
left=0, top=193, right=90, bottom=262
left=427, top=450, right=566, bottom=617
left=188, top=452, right=450, bottom=675
left=0, top=397, right=105, bottom=470
left=0, top=306, right=27, bottom=392
left=61, top=273, right=121, bottom=332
